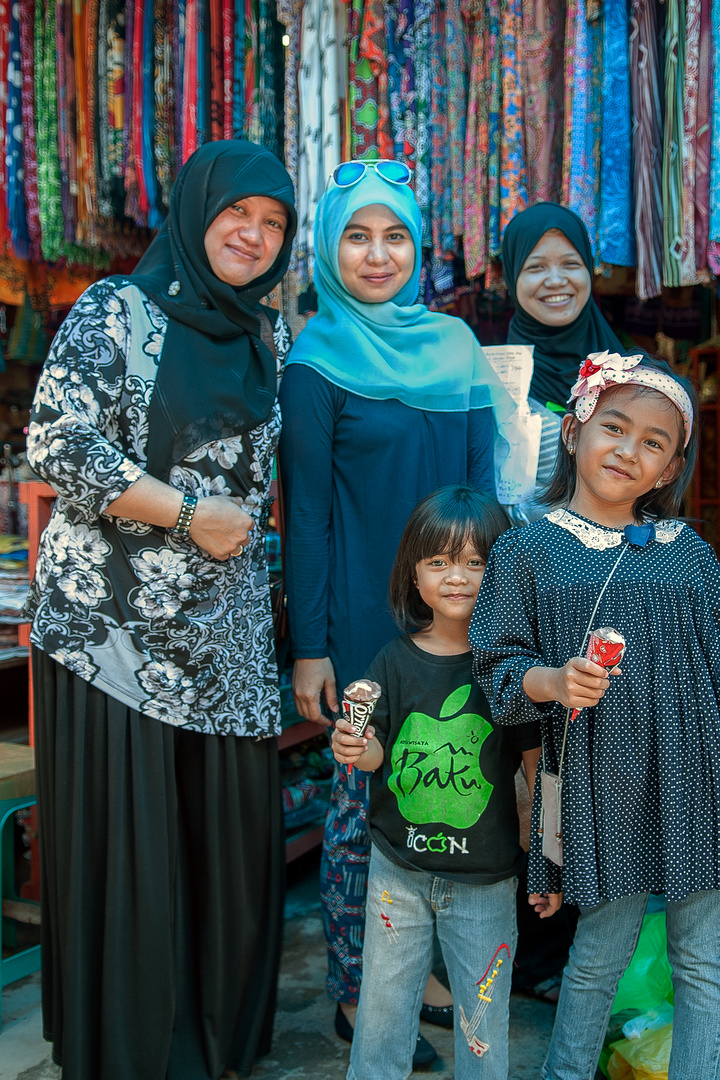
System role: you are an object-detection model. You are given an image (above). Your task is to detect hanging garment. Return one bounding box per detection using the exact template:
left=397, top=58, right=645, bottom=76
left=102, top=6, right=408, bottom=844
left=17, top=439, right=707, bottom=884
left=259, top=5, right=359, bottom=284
left=232, top=0, right=245, bottom=135
left=662, top=0, right=684, bottom=287
left=222, top=0, right=234, bottom=138
left=296, top=0, right=342, bottom=285
left=182, top=0, right=199, bottom=160
left=258, top=0, right=281, bottom=158
left=629, top=0, right=663, bottom=298
left=599, top=0, right=636, bottom=267
left=429, top=1, right=454, bottom=258
left=680, top=0, right=700, bottom=283
left=499, top=0, right=527, bottom=242
left=445, top=0, right=468, bottom=237
left=19, top=0, right=40, bottom=259
left=348, top=0, right=379, bottom=161
left=694, top=0, right=710, bottom=272
left=34, top=0, right=63, bottom=261
left=386, top=0, right=414, bottom=164
left=414, top=0, right=433, bottom=247
left=154, top=0, right=175, bottom=214
left=6, top=0, right=29, bottom=256
left=462, top=0, right=490, bottom=278
left=709, top=0, right=720, bottom=273
left=245, top=0, right=260, bottom=143
left=563, top=0, right=601, bottom=259
left=522, top=0, right=565, bottom=206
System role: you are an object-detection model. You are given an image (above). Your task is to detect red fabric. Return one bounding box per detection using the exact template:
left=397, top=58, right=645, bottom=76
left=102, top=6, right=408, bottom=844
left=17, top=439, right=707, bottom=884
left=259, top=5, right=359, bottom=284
left=183, top=0, right=199, bottom=160
left=210, top=0, right=224, bottom=141
left=132, top=0, right=149, bottom=216
left=222, top=0, right=235, bottom=138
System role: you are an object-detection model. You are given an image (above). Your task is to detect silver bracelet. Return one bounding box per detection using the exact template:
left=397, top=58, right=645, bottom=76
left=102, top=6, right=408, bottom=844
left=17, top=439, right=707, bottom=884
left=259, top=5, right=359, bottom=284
left=172, top=494, right=198, bottom=536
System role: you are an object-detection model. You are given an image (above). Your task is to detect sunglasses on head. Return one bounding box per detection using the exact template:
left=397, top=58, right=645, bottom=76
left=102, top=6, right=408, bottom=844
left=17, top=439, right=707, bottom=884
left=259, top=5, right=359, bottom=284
left=331, top=159, right=413, bottom=189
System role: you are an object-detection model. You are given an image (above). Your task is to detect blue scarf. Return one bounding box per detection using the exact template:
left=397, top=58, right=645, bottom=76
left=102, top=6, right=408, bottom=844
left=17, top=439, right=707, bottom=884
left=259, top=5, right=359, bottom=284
left=287, top=170, right=513, bottom=416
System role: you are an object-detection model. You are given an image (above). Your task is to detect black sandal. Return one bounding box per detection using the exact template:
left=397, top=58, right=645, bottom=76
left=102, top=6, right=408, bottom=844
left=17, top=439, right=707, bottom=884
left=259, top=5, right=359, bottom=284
left=419, top=1002, right=454, bottom=1029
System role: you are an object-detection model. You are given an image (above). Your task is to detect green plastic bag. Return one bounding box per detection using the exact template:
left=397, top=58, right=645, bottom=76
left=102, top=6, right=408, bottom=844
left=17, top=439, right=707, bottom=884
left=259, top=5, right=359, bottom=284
left=611, top=913, right=673, bottom=1015
left=598, top=912, right=674, bottom=1078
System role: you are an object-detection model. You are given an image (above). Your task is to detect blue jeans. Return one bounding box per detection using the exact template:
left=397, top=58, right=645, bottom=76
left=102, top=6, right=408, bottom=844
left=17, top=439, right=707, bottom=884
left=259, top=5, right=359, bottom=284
left=348, top=845, right=517, bottom=1080
left=543, top=889, right=720, bottom=1080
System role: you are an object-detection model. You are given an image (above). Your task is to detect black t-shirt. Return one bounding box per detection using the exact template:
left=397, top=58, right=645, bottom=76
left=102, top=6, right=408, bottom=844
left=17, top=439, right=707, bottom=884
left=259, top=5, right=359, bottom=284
left=365, top=635, right=541, bottom=884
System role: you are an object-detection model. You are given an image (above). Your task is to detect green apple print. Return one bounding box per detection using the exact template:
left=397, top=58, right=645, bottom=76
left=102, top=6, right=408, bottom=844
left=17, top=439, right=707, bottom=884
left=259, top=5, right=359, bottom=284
left=388, top=684, right=494, bottom=829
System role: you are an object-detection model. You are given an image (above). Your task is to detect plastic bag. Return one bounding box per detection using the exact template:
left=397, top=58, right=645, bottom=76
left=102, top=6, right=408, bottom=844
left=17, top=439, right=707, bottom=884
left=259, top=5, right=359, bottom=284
left=622, top=1004, right=673, bottom=1041
left=598, top=912, right=673, bottom=1079
left=611, top=913, right=673, bottom=1015
left=606, top=1023, right=672, bottom=1080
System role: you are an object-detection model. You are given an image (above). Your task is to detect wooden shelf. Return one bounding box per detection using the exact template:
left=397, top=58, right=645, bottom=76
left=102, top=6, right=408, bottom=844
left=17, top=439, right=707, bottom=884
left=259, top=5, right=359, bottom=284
left=279, top=719, right=327, bottom=751
left=285, top=823, right=325, bottom=862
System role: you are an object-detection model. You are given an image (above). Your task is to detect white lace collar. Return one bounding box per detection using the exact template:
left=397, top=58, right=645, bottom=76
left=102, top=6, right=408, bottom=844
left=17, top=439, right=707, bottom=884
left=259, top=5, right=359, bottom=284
left=545, top=508, right=685, bottom=550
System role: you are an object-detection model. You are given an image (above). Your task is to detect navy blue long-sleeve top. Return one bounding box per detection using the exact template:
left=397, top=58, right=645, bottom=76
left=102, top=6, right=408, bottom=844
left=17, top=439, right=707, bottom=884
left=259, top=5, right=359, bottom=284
left=278, top=363, right=496, bottom=694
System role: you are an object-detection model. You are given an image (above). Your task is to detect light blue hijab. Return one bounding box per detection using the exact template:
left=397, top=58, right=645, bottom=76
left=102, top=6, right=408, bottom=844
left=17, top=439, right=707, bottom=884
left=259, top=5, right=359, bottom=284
left=286, top=170, right=513, bottom=416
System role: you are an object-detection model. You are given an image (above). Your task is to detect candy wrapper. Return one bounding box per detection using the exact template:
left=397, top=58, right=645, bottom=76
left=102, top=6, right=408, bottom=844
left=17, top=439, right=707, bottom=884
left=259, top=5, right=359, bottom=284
left=571, top=627, right=626, bottom=720
left=342, top=679, right=381, bottom=773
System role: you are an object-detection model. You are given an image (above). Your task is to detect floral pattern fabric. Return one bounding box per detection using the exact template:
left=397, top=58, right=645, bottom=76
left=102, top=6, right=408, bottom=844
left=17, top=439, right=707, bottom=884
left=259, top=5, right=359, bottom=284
left=25, top=278, right=290, bottom=738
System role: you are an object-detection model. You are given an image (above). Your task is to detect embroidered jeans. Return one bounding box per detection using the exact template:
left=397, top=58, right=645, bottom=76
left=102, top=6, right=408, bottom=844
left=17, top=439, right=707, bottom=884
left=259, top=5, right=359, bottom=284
left=348, top=845, right=517, bottom=1080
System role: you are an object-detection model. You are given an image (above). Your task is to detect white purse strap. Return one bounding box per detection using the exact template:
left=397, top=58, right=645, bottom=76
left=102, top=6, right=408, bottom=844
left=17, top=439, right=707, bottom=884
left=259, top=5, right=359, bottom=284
left=543, top=540, right=630, bottom=779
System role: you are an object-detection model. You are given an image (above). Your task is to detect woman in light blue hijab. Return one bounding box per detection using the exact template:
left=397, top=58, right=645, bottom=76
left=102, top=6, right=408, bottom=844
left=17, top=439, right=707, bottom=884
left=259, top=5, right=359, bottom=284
left=278, top=164, right=512, bottom=1058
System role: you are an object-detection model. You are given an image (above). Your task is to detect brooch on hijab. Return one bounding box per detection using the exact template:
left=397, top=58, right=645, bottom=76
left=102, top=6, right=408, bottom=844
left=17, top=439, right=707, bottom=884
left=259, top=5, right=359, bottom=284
left=168, top=281, right=181, bottom=296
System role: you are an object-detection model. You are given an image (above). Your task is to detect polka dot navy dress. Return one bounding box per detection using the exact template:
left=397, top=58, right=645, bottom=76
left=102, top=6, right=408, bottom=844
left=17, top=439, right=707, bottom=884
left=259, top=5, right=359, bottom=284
left=470, top=509, right=720, bottom=907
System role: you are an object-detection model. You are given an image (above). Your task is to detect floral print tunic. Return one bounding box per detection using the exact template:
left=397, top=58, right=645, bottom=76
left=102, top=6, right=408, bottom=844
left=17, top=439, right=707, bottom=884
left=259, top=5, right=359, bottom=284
left=25, top=277, right=290, bottom=737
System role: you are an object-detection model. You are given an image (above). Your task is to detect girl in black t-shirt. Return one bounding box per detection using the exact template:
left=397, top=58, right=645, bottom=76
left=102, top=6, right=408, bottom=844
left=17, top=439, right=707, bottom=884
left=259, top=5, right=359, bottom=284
left=332, top=486, right=540, bottom=1080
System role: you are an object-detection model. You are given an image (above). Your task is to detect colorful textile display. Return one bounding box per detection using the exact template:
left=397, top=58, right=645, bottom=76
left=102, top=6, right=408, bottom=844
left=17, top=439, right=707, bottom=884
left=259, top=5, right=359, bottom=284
left=0, top=0, right=719, bottom=300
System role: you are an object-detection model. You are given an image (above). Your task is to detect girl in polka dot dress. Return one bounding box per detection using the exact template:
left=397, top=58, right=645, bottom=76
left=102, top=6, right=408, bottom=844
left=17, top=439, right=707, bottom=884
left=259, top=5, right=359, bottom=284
left=471, top=352, right=720, bottom=1080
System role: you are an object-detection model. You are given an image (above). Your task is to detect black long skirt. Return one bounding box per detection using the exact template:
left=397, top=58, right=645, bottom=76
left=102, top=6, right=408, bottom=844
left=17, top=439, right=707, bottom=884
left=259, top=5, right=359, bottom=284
left=33, top=649, right=285, bottom=1080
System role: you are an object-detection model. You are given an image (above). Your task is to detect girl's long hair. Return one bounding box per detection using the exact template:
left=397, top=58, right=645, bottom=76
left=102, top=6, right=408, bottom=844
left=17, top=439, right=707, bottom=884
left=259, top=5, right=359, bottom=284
left=389, top=485, right=510, bottom=632
left=544, top=356, right=699, bottom=521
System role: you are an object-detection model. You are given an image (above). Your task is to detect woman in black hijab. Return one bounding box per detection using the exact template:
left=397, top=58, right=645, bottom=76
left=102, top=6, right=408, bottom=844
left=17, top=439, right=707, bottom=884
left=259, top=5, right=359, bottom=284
left=25, top=141, right=296, bottom=1080
left=503, top=202, right=623, bottom=411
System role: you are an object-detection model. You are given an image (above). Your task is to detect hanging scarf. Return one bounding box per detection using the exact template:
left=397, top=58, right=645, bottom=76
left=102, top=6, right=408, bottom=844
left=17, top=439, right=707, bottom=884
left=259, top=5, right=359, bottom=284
left=414, top=0, right=433, bottom=246
left=462, top=0, right=490, bottom=278
left=680, top=0, right=700, bottom=283
left=522, top=0, right=564, bottom=206
left=599, top=0, right=636, bottom=267
left=287, top=168, right=513, bottom=418
left=19, top=0, right=40, bottom=260
left=563, top=0, right=601, bottom=258
left=662, top=0, right=684, bottom=287
left=34, top=0, right=63, bottom=261
left=154, top=0, right=174, bottom=214
left=499, top=0, right=527, bottom=241
left=130, top=140, right=297, bottom=482
left=6, top=0, right=29, bottom=256
left=429, top=1, right=453, bottom=258
left=210, top=0, right=224, bottom=140
left=222, top=0, right=234, bottom=138
left=444, top=0, right=467, bottom=237
left=695, top=0, right=710, bottom=271
left=232, top=0, right=245, bottom=136
left=629, top=0, right=663, bottom=298
left=142, top=0, right=162, bottom=226
left=502, top=202, right=623, bottom=409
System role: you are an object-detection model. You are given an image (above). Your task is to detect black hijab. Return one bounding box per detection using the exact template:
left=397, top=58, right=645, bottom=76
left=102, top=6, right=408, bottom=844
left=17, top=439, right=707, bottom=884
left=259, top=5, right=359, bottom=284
left=502, top=202, right=623, bottom=410
left=130, top=139, right=297, bottom=481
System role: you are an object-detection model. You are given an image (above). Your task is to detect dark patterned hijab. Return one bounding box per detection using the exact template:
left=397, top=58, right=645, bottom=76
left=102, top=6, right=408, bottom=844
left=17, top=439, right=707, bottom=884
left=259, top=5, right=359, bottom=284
left=502, top=202, right=622, bottom=410
left=131, top=140, right=296, bottom=480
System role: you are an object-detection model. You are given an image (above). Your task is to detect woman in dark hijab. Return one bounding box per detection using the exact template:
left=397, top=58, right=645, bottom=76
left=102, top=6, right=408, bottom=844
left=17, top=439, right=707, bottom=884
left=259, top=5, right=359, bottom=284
left=503, top=202, right=624, bottom=412
left=25, top=140, right=296, bottom=1080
